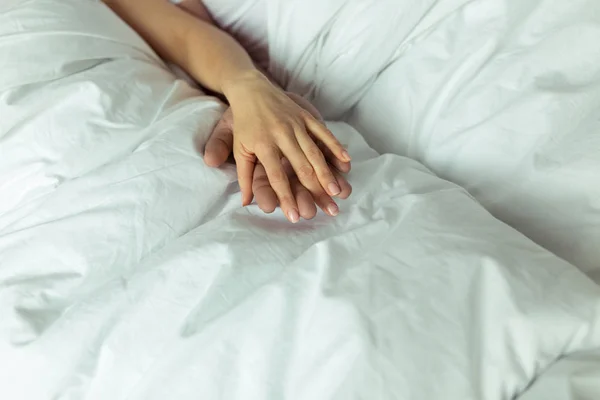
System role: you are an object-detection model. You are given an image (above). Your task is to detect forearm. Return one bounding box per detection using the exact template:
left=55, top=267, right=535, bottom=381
left=173, top=0, right=281, bottom=88
left=104, top=0, right=260, bottom=94
left=175, top=0, right=281, bottom=89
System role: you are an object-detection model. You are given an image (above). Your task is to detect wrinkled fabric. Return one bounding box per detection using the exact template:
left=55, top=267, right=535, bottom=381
left=261, top=0, right=600, bottom=278
left=520, top=349, right=600, bottom=400
left=345, top=0, right=600, bottom=281
left=1, top=1, right=600, bottom=400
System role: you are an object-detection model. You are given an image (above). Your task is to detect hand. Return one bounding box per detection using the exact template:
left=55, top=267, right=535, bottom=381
left=252, top=157, right=352, bottom=220
left=202, top=95, right=352, bottom=220
left=222, top=71, right=351, bottom=223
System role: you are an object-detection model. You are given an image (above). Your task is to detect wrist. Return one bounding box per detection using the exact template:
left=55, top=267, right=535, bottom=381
left=221, top=68, right=267, bottom=97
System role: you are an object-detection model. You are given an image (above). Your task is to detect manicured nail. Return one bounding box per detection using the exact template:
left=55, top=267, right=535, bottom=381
left=328, top=182, right=341, bottom=196
left=327, top=203, right=339, bottom=216
left=342, top=150, right=351, bottom=162
left=288, top=209, right=300, bottom=223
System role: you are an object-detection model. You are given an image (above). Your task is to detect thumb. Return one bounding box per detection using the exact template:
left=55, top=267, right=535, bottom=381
left=203, top=114, right=234, bottom=168
left=233, top=144, right=256, bottom=206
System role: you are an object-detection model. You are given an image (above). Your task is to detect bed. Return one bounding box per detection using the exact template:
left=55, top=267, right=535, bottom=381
left=267, top=0, right=600, bottom=282
left=1, top=1, right=599, bottom=399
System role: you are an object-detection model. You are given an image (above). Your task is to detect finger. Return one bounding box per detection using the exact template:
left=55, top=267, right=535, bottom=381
left=252, top=162, right=277, bottom=214
left=203, top=111, right=234, bottom=167
left=303, top=114, right=351, bottom=163
left=256, top=147, right=299, bottom=223
left=286, top=92, right=323, bottom=121
left=277, top=132, right=339, bottom=217
left=292, top=177, right=317, bottom=220
left=316, top=139, right=351, bottom=173
left=282, top=158, right=317, bottom=220
left=309, top=168, right=350, bottom=216
left=295, top=129, right=342, bottom=197
left=332, top=168, right=352, bottom=200
left=233, top=145, right=256, bottom=207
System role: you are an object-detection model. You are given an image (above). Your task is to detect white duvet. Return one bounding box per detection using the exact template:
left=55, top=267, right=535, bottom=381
left=1, top=1, right=600, bottom=400
left=261, top=0, right=600, bottom=280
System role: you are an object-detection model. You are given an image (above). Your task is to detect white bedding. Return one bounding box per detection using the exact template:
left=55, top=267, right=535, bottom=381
left=262, top=0, right=600, bottom=280
left=521, top=350, right=600, bottom=400
left=1, top=1, right=600, bottom=400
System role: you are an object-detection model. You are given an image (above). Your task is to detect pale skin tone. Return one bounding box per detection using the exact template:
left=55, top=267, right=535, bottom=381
left=103, top=0, right=352, bottom=223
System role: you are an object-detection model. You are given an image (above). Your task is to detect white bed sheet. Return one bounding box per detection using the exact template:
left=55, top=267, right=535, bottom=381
left=521, top=350, right=600, bottom=400
left=207, top=0, right=600, bottom=397
left=352, top=0, right=600, bottom=279
left=260, top=0, right=600, bottom=280
left=1, top=1, right=600, bottom=400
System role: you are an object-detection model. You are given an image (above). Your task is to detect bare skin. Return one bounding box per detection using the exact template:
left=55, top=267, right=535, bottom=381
left=103, top=0, right=351, bottom=223
left=204, top=94, right=352, bottom=220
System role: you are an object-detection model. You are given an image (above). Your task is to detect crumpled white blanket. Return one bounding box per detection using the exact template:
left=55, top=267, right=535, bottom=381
left=1, top=1, right=600, bottom=400
left=256, top=0, right=600, bottom=279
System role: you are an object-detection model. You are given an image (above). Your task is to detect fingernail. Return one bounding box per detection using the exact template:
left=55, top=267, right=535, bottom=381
left=328, top=182, right=341, bottom=196
left=288, top=209, right=300, bottom=223
left=327, top=203, right=339, bottom=216
left=342, top=150, right=351, bottom=161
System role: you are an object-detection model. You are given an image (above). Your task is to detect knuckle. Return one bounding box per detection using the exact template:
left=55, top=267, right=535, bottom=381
left=319, top=169, right=336, bottom=182
left=272, top=122, right=290, bottom=135
left=252, top=175, right=270, bottom=190
left=296, top=164, right=316, bottom=180
left=299, top=109, right=314, bottom=120
left=316, top=125, right=333, bottom=137
left=323, top=128, right=336, bottom=139
left=254, top=140, right=275, bottom=155
left=269, top=171, right=287, bottom=185
left=214, top=137, right=231, bottom=149
left=280, top=195, right=295, bottom=206
left=306, top=145, right=324, bottom=160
